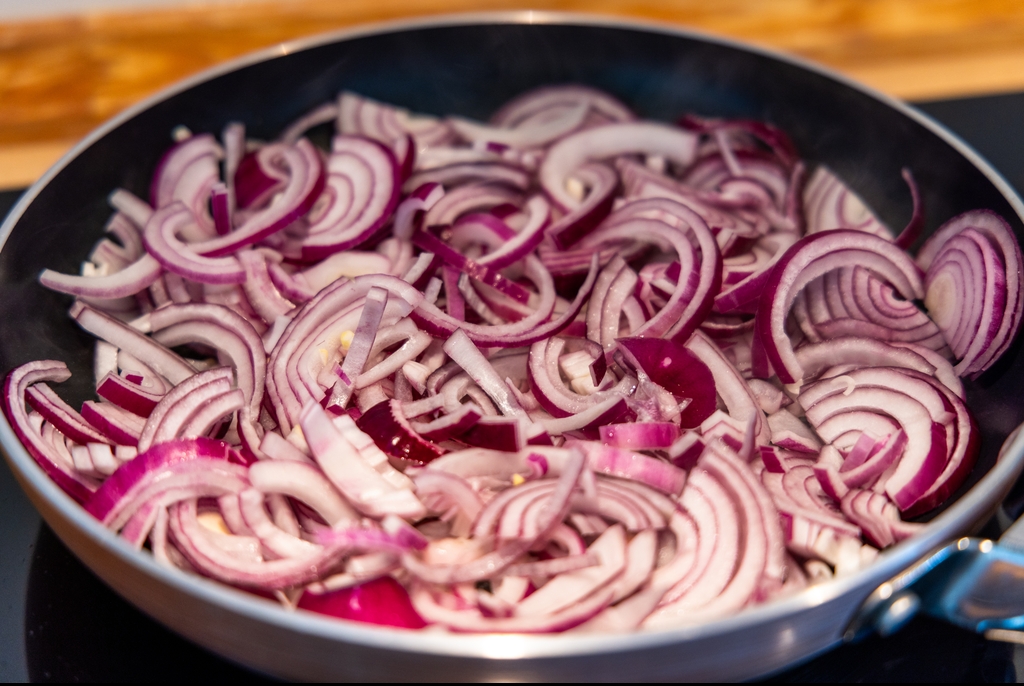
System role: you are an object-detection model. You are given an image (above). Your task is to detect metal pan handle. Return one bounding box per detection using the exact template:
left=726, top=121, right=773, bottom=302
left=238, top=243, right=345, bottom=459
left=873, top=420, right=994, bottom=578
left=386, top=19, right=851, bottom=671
left=847, top=425, right=1024, bottom=643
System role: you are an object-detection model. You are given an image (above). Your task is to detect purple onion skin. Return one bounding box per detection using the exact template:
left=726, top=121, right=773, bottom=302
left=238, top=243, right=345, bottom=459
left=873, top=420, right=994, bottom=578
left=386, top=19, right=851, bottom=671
left=355, top=400, right=444, bottom=464
left=234, top=151, right=281, bottom=210
left=298, top=576, right=427, bottom=629
left=616, top=337, right=717, bottom=427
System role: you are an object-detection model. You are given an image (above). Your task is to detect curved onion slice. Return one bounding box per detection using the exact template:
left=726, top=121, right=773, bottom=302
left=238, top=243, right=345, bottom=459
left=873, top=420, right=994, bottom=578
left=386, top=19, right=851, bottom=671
left=755, top=229, right=924, bottom=384
left=541, top=122, right=698, bottom=210
left=920, top=210, right=1024, bottom=377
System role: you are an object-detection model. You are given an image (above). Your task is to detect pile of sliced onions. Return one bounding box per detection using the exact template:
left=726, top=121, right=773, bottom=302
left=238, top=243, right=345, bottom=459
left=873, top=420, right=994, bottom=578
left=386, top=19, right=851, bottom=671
left=5, top=85, right=1022, bottom=634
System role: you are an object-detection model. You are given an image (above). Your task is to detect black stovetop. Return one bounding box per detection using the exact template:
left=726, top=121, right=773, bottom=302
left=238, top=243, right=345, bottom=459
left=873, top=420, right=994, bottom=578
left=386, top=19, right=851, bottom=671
left=3, top=91, right=1024, bottom=682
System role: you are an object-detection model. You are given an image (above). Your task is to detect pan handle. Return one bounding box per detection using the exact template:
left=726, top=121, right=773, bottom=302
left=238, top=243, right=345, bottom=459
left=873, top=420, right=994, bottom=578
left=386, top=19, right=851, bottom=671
left=846, top=428, right=1024, bottom=643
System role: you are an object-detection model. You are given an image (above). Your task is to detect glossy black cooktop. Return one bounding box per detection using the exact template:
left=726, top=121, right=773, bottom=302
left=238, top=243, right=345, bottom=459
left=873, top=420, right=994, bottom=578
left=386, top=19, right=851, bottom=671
left=2, top=91, right=1024, bottom=682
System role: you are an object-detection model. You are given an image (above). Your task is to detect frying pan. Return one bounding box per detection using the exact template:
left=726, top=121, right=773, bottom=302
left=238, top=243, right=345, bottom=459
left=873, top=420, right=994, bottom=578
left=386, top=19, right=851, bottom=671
left=3, top=13, right=1024, bottom=681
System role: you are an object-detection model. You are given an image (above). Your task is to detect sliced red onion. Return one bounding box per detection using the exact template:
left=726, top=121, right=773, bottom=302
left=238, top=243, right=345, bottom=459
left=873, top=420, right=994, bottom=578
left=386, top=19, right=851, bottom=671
left=299, top=136, right=400, bottom=261
left=299, top=250, right=392, bottom=293
left=136, top=367, right=235, bottom=452
left=687, top=332, right=769, bottom=444
left=169, top=498, right=353, bottom=590
left=839, top=429, right=907, bottom=489
left=148, top=302, right=265, bottom=419
left=794, top=336, right=935, bottom=382
left=801, top=382, right=947, bottom=511
left=598, top=198, right=722, bottom=341
left=299, top=576, right=426, bottom=629
left=85, top=436, right=244, bottom=526
left=548, top=163, right=619, bottom=249
left=174, top=388, right=244, bottom=440
left=406, top=161, right=531, bottom=193
left=541, top=123, right=697, bottom=211
left=237, top=487, right=322, bottom=558
left=443, top=330, right=526, bottom=419
left=300, top=399, right=425, bottom=519
left=80, top=400, right=144, bottom=446
left=109, top=189, right=154, bottom=230
left=327, top=287, right=388, bottom=409
left=264, top=277, right=404, bottom=427
left=409, top=403, right=481, bottom=443
left=404, top=450, right=584, bottom=585
left=538, top=396, right=629, bottom=436
left=410, top=583, right=613, bottom=633
left=471, top=195, right=550, bottom=269
left=393, top=182, right=444, bottom=240
left=567, top=440, right=687, bottom=495
left=150, top=132, right=222, bottom=237
left=839, top=488, right=912, bottom=548
left=457, top=415, right=523, bottom=451
left=802, top=165, right=892, bottom=240
left=70, top=302, right=197, bottom=385
left=516, top=524, right=626, bottom=616
left=424, top=182, right=522, bottom=227
left=412, top=230, right=529, bottom=304
left=411, top=254, right=597, bottom=348
left=280, top=101, right=340, bottom=145
left=200, top=139, right=325, bottom=257
left=527, top=337, right=630, bottom=419
left=924, top=223, right=1011, bottom=377
left=894, top=368, right=979, bottom=517
left=25, top=383, right=112, bottom=445
left=450, top=102, right=588, bottom=148
left=238, top=251, right=295, bottom=323
left=766, top=410, right=821, bottom=454
left=3, top=361, right=100, bottom=502
left=490, top=85, right=634, bottom=129
left=356, top=399, right=445, bottom=465
left=338, top=91, right=454, bottom=155
left=95, top=373, right=162, bottom=417
left=755, top=229, right=925, bottom=384
left=617, top=336, right=717, bottom=428
left=12, top=84, right=1022, bottom=635
left=893, top=169, right=925, bottom=249
left=39, top=253, right=162, bottom=299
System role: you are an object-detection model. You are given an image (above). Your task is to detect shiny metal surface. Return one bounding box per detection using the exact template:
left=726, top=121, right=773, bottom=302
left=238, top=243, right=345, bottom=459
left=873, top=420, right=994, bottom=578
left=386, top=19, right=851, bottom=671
left=3, top=13, right=1024, bottom=681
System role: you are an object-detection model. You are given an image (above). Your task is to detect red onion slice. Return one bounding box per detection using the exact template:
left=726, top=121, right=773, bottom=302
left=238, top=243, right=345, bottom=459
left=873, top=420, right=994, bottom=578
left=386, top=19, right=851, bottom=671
left=299, top=136, right=399, bottom=261
left=40, top=254, right=162, bottom=299
left=150, top=133, right=223, bottom=237
left=300, top=399, right=425, bottom=519
left=70, top=302, right=197, bottom=385
left=3, top=361, right=100, bottom=502
left=541, top=123, right=698, bottom=210
left=755, top=229, right=925, bottom=384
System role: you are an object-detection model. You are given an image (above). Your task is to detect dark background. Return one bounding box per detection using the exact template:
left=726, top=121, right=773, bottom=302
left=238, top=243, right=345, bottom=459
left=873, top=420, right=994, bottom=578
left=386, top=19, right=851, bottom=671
left=2, top=89, right=1024, bottom=682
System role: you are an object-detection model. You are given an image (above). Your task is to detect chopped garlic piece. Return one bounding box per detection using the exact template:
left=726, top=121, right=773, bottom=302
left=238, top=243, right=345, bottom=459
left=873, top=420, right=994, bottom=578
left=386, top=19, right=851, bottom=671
left=565, top=176, right=586, bottom=202
left=511, top=473, right=526, bottom=486
left=197, top=511, right=232, bottom=535
left=339, top=330, right=355, bottom=351
left=423, top=537, right=486, bottom=566
left=559, top=350, right=599, bottom=395
left=81, top=261, right=109, bottom=277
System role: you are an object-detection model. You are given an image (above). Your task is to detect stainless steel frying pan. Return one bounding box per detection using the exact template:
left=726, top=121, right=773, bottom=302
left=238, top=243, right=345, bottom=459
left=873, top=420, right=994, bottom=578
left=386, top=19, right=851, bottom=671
left=3, top=13, right=1024, bottom=681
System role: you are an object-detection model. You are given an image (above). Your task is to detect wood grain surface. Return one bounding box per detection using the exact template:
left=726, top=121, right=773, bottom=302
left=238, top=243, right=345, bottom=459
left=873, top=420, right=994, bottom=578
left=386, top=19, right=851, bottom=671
left=2, top=0, right=1024, bottom=189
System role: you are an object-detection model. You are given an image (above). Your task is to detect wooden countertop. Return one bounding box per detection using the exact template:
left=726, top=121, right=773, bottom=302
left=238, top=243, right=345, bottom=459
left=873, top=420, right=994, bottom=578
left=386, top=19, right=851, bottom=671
left=3, top=0, right=1024, bottom=190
